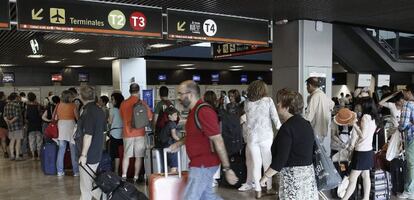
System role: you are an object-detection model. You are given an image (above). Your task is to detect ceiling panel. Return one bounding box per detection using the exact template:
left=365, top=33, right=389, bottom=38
left=1, top=0, right=414, bottom=69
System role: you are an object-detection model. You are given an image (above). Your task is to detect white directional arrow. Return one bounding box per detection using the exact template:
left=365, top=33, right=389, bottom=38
left=32, top=8, right=44, bottom=20
left=177, top=21, right=186, bottom=32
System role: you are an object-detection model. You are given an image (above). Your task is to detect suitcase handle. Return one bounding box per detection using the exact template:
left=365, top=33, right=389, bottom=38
left=163, top=148, right=182, bottom=178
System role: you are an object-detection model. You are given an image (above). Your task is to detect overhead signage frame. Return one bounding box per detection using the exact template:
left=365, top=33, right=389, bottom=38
left=212, top=43, right=272, bottom=59
left=167, top=9, right=269, bottom=45
left=0, top=0, right=10, bottom=30
left=16, top=0, right=163, bottom=38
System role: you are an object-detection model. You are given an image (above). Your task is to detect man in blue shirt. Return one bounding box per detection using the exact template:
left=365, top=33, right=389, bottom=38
left=399, top=84, right=414, bottom=199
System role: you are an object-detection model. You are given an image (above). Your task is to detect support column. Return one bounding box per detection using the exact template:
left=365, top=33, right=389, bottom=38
left=112, top=58, right=147, bottom=97
left=272, top=20, right=332, bottom=103
left=272, top=20, right=333, bottom=154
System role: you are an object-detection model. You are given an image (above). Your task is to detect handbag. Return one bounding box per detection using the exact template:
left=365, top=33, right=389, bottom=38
left=386, top=130, right=401, bottom=161
left=45, top=104, right=59, bottom=139
left=313, top=137, right=342, bottom=191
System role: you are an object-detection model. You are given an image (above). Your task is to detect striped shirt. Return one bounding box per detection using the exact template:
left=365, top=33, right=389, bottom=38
left=3, top=101, right=23, bottom=132
left=399, top=101, right=414, bottom=142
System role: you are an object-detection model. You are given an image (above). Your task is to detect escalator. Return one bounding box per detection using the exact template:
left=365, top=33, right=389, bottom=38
left=333, top=25, right=414, bottom=73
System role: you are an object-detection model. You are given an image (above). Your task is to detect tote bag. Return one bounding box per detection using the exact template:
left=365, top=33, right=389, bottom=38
left=45, top=104, right=59, bottom=139
left=313, top=137, right=342, bottom=191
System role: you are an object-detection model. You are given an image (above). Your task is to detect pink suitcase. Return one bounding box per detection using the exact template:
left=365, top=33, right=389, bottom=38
left=149, top=148, right=189, bottom=200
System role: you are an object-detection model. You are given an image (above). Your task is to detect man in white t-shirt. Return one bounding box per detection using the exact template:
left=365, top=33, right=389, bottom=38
left=379, top=91, right=405, bottom=128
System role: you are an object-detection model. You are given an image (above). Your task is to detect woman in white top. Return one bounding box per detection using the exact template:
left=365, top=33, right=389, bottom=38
left=244, top=80, right=281, bottom=198
left=342, top=97, right=378, bottom=200
left=379, top=91, right=405, bottom=128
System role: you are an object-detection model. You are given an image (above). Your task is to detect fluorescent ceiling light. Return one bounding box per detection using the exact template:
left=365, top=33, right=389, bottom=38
left=408, top=55, right=414, bottom=58
left=74, top=49, right=94, bottom=54
left=0, top=64, right=14, bottom=67
left=67, top=65, right=84, bottom=68
left=150, top=43, right=173, bottom=48
left=99, top=57, right=117, bottom=60
left=191, top=42, right=211, bottom=47
left=229, top=68, right=242, bottom=71
left=45, top=60, right=61, bottom=64
left=184, top=67, right=196, bottom=70
left=27, top=55, right=44, bottom=58
left=178, top=64, right=194, bottom=67
left=57, top=38, right=80, bottom=45
left=230, top=65, right=244, bottom=68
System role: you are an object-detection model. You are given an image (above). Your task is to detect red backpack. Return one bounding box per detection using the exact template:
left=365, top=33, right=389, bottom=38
left=155, top=100, right=179, bottom=131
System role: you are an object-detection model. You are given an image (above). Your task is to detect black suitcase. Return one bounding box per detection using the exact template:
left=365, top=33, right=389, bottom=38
left=109, top=181, right=148, bottom=200
left=219, top=152, right=247, bottom=188
left=82, top=164, right=122, bottom=194
left=390, top=157, right=406, bottom=195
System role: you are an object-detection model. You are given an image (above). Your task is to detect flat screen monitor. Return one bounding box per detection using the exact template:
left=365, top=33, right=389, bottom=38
left=51, top=73, right=62, bottom=82
left=241, top=75, right=248, bottom=83
left=158, top=74, right=166, bottom=81
left=257, top=76, right=263, bottom=80
left=2, top=72, right=15, bottom=83
left=211, top=73, right=219, bottom=82
left=193, top=75, right=200, bottom=82
left=332, top=73, right=347, bottom=85
left=78, top=73, right=89, bottom=82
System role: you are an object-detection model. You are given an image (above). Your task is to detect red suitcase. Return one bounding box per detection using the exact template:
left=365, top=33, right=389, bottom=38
left=149, top=148, right=188, bottom=200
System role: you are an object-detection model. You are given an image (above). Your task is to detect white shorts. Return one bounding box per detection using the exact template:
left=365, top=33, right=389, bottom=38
left=123, top=137, right=145, bottom=158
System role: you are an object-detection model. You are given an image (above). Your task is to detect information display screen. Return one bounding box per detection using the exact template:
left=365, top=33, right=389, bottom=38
left=211, top=73, right=219, bottom=82
left=193, top=75, right=200, bottom=82
left=2, top=72, right=15, bottom=83
left=158, top=74, right=166, bottom=81
left=241, top=75, right=248, bottom=83
left=79, top=73, right=89, bottom=82
left=51, top=73, right=62, bottom=82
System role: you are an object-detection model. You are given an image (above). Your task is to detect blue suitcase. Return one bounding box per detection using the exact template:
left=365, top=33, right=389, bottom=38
left=41, top=142, right=58, bottom=175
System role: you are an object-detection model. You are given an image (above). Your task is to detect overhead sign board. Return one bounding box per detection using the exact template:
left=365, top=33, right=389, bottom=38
left=212, top=43, right=271, bottom=59
left=377, top=74, right=390, bottom=87
left=0, top=0, right=10, bottom=29
left=16, top=0, right=162, bottom=38
left=168, top=9, right=269, bottom=45
left=357, top=74, right=372, bottom=87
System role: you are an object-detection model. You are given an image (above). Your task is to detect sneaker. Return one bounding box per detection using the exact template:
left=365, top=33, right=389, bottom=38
left=57, top=172, right=65, bottom=177
left=9, top=156, right=15, bottom=161
left=15, top=157, right=23, bottom=161
left=398, top=192, right=412, bottom=199
left=238, top=183, right=253, bottom=191
left=121, top=176, right=127, bottom=181
left=73, top=173, right=80, bottom=177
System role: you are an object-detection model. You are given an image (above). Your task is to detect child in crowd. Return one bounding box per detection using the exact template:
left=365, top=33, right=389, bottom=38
left=159, top=107, right=180, bottom=173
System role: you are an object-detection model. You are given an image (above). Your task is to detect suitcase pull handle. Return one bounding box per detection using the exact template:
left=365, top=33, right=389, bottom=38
left=163, top=148, right=182, bottom=178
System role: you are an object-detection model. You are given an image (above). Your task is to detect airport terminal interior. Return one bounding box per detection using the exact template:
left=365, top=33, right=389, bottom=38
left=1, top=0, right=414, bottom=199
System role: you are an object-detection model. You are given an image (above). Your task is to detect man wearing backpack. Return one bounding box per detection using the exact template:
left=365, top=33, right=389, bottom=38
left=170, top=80, right=238, bottom=200
left=153, top=86, right=170, bottom=129
left=120, top=83, right=153, bottom=182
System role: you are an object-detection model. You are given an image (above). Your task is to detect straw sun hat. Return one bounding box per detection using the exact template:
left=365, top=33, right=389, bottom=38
left=334, top=108, right=356, bottom=126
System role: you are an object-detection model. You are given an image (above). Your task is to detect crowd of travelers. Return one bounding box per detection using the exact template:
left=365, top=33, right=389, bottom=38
left=0, top=78, right=413, bottom=200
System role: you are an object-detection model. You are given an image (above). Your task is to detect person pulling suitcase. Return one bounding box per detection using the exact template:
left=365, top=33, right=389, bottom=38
left=169, top=80, right=238, bottom=200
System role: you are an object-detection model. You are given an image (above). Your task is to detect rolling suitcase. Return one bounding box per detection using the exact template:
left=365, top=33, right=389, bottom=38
left=98, top=151, right=112, bottom=173
left=64, top=145, right=72, bottom=170
left=390, top=157, right=406, bottom=195
left=41, top=142, right=57, bottom=175
left=144, top=147, right=163, bottom=179
left=370, top=170, right=391, bottom=200
left=219, top=152, right=246, bottom=188
left=149, top=148, right=189, bottom=200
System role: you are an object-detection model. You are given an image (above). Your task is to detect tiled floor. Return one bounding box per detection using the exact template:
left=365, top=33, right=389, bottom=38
left=0, top=156, right=402, bottom=199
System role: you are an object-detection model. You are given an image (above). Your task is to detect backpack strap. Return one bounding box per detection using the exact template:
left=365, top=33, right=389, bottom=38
left=194, top=102, right=213, bottom=130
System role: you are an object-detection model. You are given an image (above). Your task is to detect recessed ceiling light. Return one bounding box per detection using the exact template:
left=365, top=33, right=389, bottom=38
left=0, top=64, right=14, bottom=67
left=191, top=42, right=211, bottom=47
left=150, top=43, right=173, bottom=48
left=229, top=68, right=242, bottom=71
left=270, top=68, right=273, bottom=71
left=67, top=65, right=84, bottom=68
left=99, top=57, right=117, bottom=60
left=27, top=55, right=44, bottom=58
left=178, top=64, right=194, bottom=67
left=57, top=38, right=80, bottom=45
left=230, top=65, right=244, bottom=68
left=45, top=60, right=61, bottom=64
left=184, top=67, right=196, bottom=70
left=74, top=49, right=94, bottom=54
